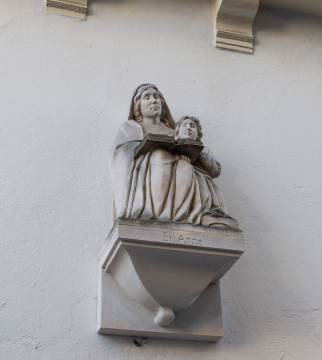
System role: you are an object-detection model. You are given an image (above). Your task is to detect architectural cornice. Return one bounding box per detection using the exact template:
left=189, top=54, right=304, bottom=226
left=45, top=0, right=321, bottom=54
left=214, top=0, right=260, bottom=54
left=45, top=0, right=260, bottom=54
left=46, top=0, right=88, bottom=20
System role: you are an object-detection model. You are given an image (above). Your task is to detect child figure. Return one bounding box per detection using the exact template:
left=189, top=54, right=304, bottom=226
left=175, top=115, right=238, bottom=228
left=174, top=115, right=203, bottom=163
left=175, top=115, right=203, bottom=141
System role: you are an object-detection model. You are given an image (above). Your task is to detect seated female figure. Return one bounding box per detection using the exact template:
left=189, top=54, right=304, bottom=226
left=109, top=84, right=235, bottom=228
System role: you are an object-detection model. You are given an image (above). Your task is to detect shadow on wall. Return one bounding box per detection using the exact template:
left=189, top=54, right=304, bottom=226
left=217, top=157, right=316, bottom=349
left=96, top=330, right=217, bottom=352
left=87, top=0, right=210, bottom=16
left=252, top=8, right=289, bottom=46
left=253, top=6, right=322, bottom=47
left=88, top=0, right=126, bottom=12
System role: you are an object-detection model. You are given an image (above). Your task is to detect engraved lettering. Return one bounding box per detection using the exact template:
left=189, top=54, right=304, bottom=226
left=162, top=232, right=204, bottom=246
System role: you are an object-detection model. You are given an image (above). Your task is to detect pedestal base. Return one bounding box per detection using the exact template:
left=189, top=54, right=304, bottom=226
left=98, top=271, right=223, bottom=342
left=97, top=218, right=244, bottom=342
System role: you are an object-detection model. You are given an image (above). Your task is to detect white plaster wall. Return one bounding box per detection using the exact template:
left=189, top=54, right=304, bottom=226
left=1, top=1, right=322, bottom=359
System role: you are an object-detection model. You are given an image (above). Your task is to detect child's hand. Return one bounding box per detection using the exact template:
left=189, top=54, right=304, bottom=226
left=180, top=155, right=191, bottom=163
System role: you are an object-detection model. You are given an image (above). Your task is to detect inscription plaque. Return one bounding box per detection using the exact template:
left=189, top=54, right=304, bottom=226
left=163, top=231, right=203, bottom=245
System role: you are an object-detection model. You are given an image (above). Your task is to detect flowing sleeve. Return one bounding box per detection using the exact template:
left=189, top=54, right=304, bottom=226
left=108, top=121, right=143, bottom=218
left=195, top=147, right=221, bottom=179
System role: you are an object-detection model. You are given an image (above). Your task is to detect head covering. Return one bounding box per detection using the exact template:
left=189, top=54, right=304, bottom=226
left=128, top=84, right=176, bottom=129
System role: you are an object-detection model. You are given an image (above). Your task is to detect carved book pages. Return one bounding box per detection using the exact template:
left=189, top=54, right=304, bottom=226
left=135, top=134, right=204, bottom=163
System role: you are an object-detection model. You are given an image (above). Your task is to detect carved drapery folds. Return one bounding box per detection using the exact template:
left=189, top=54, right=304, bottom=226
left=215, top=0, right=260, bottom=53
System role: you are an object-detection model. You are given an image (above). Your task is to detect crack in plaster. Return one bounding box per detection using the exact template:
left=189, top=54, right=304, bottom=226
left=69, top=293, right=86, bottom=333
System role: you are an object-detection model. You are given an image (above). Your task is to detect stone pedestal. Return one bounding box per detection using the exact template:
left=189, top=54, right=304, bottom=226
left=97, top=218, right=244, bottom=342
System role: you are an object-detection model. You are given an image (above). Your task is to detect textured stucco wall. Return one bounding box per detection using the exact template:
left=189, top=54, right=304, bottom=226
left=1, top=1, right=322, bottom=359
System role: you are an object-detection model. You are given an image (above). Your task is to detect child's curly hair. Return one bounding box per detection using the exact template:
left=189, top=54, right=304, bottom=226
left=175, top=116, right=203, bottom=140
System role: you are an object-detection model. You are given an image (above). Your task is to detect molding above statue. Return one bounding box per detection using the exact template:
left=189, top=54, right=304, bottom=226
left=45, top=0, right=259, bottom=53
left=45, top=0, right=322, bottom=54
left=214, top=0, right=260, bottom=54
left=46, top=0, right=88, bottom=19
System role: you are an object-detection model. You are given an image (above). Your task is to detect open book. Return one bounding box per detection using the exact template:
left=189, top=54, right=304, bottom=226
left=135, top=134, right=204, bottom=163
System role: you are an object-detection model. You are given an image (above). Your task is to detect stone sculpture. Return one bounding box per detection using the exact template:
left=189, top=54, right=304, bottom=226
left=109, top=83, right=237, bottom=229
left=97, top=84, right=244, bottom=341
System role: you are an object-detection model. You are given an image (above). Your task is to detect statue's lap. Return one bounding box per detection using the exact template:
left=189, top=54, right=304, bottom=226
left=150, top=149, right=178, bottom=165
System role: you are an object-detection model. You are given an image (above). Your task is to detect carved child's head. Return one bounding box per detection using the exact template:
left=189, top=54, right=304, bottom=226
left=175, top=116, right=203, bottom=141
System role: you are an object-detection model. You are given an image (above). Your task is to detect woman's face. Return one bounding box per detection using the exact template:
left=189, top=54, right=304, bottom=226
left=140, top=88, right=162, bottom=119
left=178, top=119, right=198, bottom=140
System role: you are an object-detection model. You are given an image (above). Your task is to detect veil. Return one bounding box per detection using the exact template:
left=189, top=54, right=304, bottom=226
left=127, top=83, right=176, bottom=129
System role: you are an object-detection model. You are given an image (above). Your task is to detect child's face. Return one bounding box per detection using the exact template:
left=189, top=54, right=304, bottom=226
left=178, top=119, right=198, bottom=140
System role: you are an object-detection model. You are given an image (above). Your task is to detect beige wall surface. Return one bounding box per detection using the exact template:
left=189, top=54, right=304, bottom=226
left=1, top=0, right=322, bottom=359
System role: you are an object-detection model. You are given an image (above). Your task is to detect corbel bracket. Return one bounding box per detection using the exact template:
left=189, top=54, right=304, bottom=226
left=214, top=0, right=260, bottom=54
left=46, top=0, right=260, bottom=54
left=97, top=218, right=244, bottom=341
left=46, top=0, right=88, bottom=20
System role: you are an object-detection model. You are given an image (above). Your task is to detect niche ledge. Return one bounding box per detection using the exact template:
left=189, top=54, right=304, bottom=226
left=97, top=218, right=244, bottom=342
left=45, top=0, right=260, bottom=53
left=46, top=0, right=87, bottom=20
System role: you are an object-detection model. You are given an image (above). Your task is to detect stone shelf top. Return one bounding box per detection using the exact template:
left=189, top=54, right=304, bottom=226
left=98, top=217, right=245, bottom=341
left=99, top=217, right=245, bottom=266
left=46, top=0, right=322, bottom=54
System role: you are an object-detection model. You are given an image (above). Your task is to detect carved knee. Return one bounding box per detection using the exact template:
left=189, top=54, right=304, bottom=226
left=150, top=149, right=176, bottom=164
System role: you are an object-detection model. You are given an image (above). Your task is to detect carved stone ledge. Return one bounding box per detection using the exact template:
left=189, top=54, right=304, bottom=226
left=46, top=0, right=88, bottom=20
left=97, top=218, right=244, bottom=341
left=215, top=0, right=260, bottom=54
left=45, top=0, right=260, bottom=54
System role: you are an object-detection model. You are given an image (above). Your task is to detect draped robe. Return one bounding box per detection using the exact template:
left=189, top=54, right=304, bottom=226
left=109, top=120, right=227, bottom=225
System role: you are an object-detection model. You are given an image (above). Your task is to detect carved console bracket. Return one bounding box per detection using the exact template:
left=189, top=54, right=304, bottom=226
left=214, top=0, right=260, bottom=54
left=45, top=0, right=260, bottom=54
left=97, top=218, right=244, bottom=341
left=46, top=0, right=88, bottom=20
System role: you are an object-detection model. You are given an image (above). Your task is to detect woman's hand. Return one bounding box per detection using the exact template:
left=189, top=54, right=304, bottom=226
left=180, top=155, right=191, bottom=163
